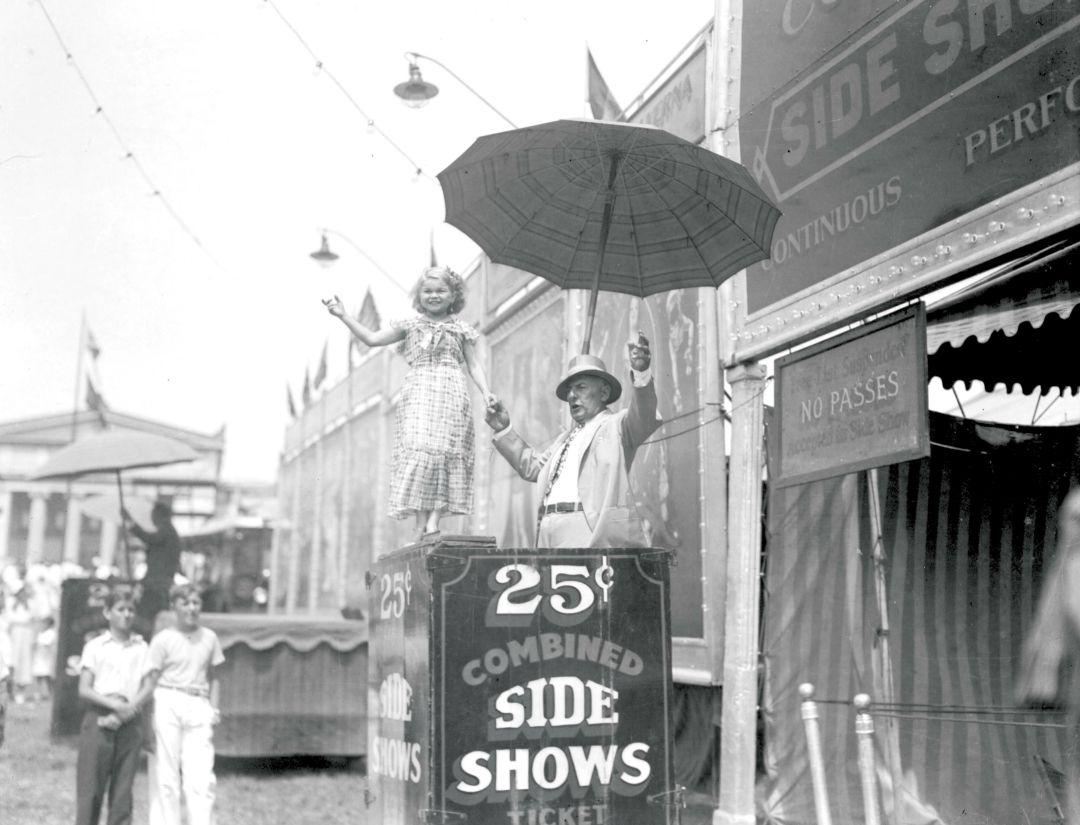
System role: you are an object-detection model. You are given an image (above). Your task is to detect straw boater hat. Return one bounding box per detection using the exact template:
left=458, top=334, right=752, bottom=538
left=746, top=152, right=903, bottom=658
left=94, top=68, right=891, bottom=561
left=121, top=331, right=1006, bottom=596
left=555, top=354, right=622, bottom=404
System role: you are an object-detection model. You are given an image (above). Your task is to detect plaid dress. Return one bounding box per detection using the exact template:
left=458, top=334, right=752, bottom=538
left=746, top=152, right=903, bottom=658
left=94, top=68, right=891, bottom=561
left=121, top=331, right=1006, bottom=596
left=389, top=316, right=479, bottom=518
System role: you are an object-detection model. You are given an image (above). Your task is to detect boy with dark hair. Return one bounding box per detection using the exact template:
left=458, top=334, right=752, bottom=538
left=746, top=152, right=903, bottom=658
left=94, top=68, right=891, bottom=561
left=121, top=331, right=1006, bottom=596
left=143, top=582, right=224, bottom=825
left=75, top=589, right=151, bottom=825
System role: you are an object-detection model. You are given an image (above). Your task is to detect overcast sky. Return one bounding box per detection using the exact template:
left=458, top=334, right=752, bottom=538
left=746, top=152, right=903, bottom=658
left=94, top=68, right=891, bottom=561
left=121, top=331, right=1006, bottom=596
left=1, top=0, right=713, bottom=481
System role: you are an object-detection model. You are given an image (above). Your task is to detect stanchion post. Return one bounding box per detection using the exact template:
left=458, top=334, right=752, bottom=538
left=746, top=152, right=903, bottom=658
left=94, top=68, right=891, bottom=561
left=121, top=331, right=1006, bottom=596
left=854, top=694, right=882, bottom=825
left=799, top=683, right=833, bottom=825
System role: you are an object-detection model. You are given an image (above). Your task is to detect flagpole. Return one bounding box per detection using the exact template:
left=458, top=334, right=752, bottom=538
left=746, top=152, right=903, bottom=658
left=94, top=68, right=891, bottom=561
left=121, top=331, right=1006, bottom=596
left=65, top=312, right=86, bottom=569
left=70, top=311, right=87, bottom=444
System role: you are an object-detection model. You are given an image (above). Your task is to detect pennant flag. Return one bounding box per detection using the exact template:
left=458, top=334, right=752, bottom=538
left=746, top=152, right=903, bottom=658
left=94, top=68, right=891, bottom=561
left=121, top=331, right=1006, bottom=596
left=86, top=326, right=102, bottom=359
left=348, top=290, right=382, bottom=367
left=76, top=317, right=107, bottom=428
left=313, top=340, right=328, bottom=390
left=301, top=368, right=311, bottom=407
left=86, top=377, right=107, bottom=413
left=287, top=384, right=297, bottom=419
left=586, top=48, right=623, bottom=121
left=82, top=320, right=106, bottom=404
left=85, top=376, right=108, bottom=427
left=359, top=290, right=381, bottom=329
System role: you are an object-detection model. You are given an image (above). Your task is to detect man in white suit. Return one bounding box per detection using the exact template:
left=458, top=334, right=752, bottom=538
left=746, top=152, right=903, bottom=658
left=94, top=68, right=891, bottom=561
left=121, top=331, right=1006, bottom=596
left=484, top=334, right=661, bottom=548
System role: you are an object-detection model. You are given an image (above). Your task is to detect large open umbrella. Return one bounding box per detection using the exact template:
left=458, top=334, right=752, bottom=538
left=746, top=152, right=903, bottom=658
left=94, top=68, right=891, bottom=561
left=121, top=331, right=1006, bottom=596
left=79, top=491, right=157, bottom=531
left=31, top=430, right=198, bottom=575
left=438, top=118, right=780, bottom=352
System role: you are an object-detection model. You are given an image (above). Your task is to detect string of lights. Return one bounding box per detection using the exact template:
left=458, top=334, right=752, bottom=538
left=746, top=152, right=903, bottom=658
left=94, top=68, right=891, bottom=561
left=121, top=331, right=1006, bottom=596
left=33, top=0, right=215, bottom=264
left=262, top=0, right=436, bottom=185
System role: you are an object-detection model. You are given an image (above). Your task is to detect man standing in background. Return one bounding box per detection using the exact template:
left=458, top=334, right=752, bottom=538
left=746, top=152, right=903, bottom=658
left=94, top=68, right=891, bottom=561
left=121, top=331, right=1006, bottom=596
left=123, top=502, right=181, bottom=629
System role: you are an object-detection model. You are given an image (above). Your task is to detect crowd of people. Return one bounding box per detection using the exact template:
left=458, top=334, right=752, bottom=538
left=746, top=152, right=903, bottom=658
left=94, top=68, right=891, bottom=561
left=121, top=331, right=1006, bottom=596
left=0, top=562, right=66, bottom=707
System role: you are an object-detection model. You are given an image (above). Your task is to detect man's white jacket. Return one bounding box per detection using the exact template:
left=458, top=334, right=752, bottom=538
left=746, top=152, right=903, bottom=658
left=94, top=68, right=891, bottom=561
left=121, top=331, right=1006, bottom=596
left=492, top=377, right=661, bottom=548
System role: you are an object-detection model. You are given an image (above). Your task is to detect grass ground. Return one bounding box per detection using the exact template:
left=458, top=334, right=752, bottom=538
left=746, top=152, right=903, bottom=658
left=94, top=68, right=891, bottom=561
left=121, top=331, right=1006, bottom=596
left=1, top=697, right=719, bottom=824
left=0, top=697, right=369, bottom=825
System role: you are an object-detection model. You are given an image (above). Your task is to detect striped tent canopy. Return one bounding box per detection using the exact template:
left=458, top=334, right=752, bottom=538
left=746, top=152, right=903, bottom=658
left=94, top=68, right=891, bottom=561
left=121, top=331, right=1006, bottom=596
left=762, top=412, right=1077, bottom=824
left=928, top=230, right=1080, bottom=396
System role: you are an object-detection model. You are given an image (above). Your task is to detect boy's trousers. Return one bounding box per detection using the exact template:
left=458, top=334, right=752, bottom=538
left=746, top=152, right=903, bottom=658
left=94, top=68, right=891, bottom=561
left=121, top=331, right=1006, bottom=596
left=148, top=687, right=216, bottom=825
left=75, top=710, right=143, bottom=825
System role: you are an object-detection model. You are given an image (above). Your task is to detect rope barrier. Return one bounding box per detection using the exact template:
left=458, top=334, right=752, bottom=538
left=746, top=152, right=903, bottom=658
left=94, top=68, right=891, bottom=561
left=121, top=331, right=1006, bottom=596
left=808, top=697, right=1067, bottom=729
left=871, top=711, right=1067, bottom=730
left=812, top=698, right=1065, bottom=714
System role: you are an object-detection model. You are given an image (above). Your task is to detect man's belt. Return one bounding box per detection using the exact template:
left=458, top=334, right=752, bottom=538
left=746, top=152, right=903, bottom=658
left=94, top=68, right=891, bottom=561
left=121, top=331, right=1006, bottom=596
left=539, top=502, right=584, bottom=517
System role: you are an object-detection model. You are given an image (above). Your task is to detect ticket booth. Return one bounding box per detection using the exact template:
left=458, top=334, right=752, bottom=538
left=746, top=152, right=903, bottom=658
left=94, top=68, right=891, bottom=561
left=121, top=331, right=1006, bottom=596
left=366, top=536, right=678, bottom=825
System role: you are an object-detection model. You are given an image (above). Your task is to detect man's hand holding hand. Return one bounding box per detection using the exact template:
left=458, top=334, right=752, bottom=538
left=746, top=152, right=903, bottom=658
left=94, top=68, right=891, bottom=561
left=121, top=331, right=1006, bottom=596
left=485, top=400, right=510, bottom=432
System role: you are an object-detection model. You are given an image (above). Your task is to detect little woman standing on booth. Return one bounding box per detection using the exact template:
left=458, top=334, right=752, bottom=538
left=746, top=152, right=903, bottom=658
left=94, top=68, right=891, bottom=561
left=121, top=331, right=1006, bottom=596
left=324, top=266, right=498, bottom=540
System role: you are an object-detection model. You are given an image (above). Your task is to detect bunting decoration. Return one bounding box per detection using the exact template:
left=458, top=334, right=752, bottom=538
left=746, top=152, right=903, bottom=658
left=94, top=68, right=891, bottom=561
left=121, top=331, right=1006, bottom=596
left=313, top=340, right=328, bottom=390
left=347, top=290, right=382, bottom=368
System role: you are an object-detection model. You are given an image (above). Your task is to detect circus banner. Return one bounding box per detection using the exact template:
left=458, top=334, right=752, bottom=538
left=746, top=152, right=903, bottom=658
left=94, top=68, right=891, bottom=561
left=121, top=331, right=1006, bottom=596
left=739, top=0, right=1080, bottom=314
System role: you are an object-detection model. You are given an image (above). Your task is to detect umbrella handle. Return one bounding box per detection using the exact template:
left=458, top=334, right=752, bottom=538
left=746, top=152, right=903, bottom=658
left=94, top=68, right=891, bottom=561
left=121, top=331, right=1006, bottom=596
left=581, top=151, right=622, bottom=355
left=116, top=470, right=133, bottom=578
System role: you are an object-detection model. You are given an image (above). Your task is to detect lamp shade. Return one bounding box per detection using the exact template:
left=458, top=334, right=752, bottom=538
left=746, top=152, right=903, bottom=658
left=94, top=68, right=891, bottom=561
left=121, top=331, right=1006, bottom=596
left=394, top=63, right=438, bottom=107
left=310, top=233, right=339, bottom=267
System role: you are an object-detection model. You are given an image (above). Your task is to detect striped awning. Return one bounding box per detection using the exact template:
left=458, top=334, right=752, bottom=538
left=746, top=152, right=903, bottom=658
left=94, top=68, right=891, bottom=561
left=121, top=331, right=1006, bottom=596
left=927, top=234, right=1080, bottom=395
left=202, top=612, right=367, bottom=652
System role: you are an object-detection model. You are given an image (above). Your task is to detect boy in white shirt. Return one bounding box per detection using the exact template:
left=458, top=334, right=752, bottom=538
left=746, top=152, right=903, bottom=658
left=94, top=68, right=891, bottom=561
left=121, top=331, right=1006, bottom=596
left=75, top=590, right=150, bottom=825
left=142, top=583, right=224, bottom=825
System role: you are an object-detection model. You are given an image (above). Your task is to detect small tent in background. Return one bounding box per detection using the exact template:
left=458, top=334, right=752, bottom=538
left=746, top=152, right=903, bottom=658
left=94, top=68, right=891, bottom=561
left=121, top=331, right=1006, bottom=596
left=180, top=514, right=273, bottom=614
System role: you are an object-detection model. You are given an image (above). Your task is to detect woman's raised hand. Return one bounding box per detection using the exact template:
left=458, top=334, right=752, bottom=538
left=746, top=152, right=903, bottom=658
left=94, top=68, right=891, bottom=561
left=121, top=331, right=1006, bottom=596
left=322, top=295, right=346, bottom=317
